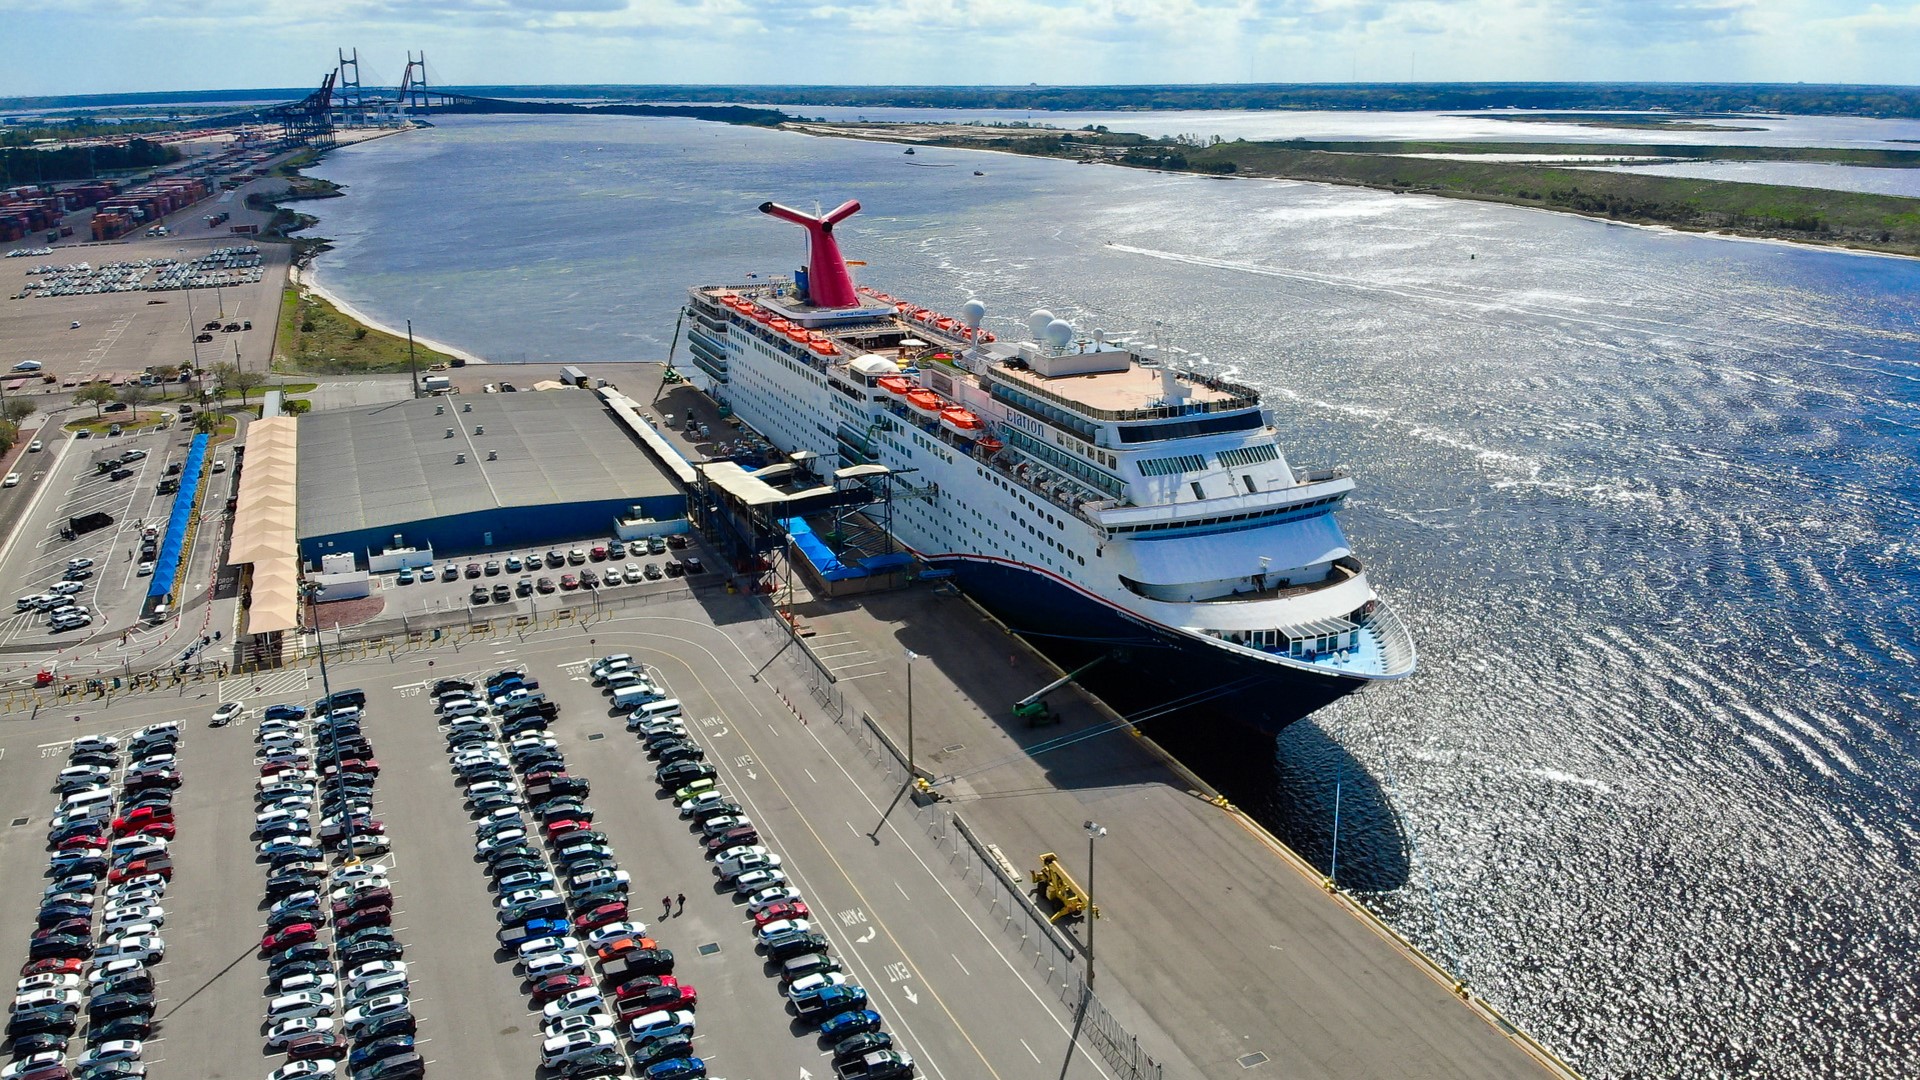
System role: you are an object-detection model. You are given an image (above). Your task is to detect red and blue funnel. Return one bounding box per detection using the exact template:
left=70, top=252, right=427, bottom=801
left=759, top=199, right=861, bottom=309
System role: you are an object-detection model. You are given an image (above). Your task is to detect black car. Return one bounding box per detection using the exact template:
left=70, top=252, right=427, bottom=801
left=267, top=944, right=332, bottom=975
left=664, top=560, right=684, bottom=577
left=88, top=1015, right=153, bottom=1044
left=655, top=743, right=706, bottom=767
left=655, top=761, right=715, bottom=788
left=27, top=934, right=91, bottom=960
left=431, top=678, right=473, bottom=696
left=491, top=583, right=511, bottom=603
left=501, top=715, right=551, bottom=738
left=489, top=855, right=547, bottom=880
left=6, top=1008, right=76, bottom=1039
left=612, top=947, right=675, bottom=976
left=832, top=1032, right=896, bottom=1065
left=336, top=926, right=397, bottom=951
left=633, top=1035, right=695, bottom=1067
left=764, top=929, right=833, bottom=962
left=93, top=970, right=155, bottom=997
left=552, top=829, right=608, bottom=851
left=354, top=1011, right=417, bottom=1042
left=355, top=1053, right=425, bottom=1080
left=50, top=821, right=109, bottom=846
left=483, top=841, right=540, bottom=867
left=570, top=883, right=628, bottom=910
left=349, top=1034, right=416, bottom=1070
left=87, top=991, right=155, bottom=1021
left=499, top=900, right=566, bottom=926
left=10, top=1030, right=70, bottom=1056
left=338, top=939, right=405, bottom=968
left=267, top=907, right=319, bottom=933
left=560, top=854, right=619, bottom=878
left=38, top=901, right=95, bottom=926
left=267, top=960, right=334, bottom=989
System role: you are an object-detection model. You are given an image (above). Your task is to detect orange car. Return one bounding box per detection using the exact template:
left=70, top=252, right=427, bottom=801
left=593, top=936, right=659, bottom=965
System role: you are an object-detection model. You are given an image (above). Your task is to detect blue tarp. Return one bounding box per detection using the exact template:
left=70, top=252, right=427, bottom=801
left=148, top=434, right=209, bottom=599
left=782, top=519, right=913, bottom=582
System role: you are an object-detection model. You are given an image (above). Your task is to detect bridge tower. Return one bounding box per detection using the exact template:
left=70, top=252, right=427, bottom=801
left=401, top=52, right=433, bottom=114
left=335, top=47, right=366, bottom=127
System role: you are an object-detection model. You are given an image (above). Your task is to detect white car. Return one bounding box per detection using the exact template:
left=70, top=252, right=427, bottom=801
left=745, top=885, right=804, bottom=914
left=272, top=972, right=337, bottom=996
left=343, top=992, right=411, bottom=1034
left=70, top=734, right=116, bottom=752
left=540, top=1028, right=615, bottom=1067
left=14, top=972, right=80, bottom=995
left=330, top=879, right=391, bottom=905
left=104, top=921, right=162, bottom=944
left=7, top=469, right=28, bottom=484
left=266, top=1061, right=338, bottom=1080
left=476, top=829, right=527, bottom=855
left=755, top=918, right=812, bottom=943
left=11, top=360, right=41, bottom=372
left=344, top=961, right=408, bottom=988
left=786, top=971, right=850, bottom=997
left=542, top=1011, right=613, bottom=1039
left=440, top=698, right=488, bottom=719
left=76, top=1040, right=144, bottom=1067
left=344, top=971, right=408, bottom=1006
left=582, top=921, right=648, bottom=951
left=101, top=905, right=164, bottom=933
left=85, top=959, right=146, bottom=987
left=211, top=702, right=246, bottom=726
left=541, top=987, right=604, bottom=1021
left=677, top=791, right=729, bottom=817
left=625, top=1007, right=696, bottom=1044
left=265, top=990, right=337, bottom=1021
left=49, top=580, right=82, bottom=595
left=26, top=440, right=42, bottom=453
left=265, top=1015, right=336, bottom=1049
left=330, top=864, right=390, bottom=887
left=517, top=935, right=581, bottom=965
left=522, top=950, right=586, bottom=982
left=93, top=935, right=164, bottom=965
left=2, top=1054, right=62, bottom=1079
left=10, top=987, right=80, bottom=1012
left=136, top=561, right=154, bottom=577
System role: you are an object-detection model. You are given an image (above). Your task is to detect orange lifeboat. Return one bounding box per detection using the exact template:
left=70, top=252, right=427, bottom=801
left=809, top=340, right=840, bottom=356
left=877, top=376, right=912, bottom=397
left=935, top=317, right=958, bottom=332
left=906, top=389, right=944, bottom=414
left=939, top=407, right=983, bottom=436
left=976, top=436, right=1004, bottom=455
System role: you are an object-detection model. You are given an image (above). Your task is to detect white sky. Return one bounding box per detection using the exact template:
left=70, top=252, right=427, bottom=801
left=1, top=0, right=1917, bottom=97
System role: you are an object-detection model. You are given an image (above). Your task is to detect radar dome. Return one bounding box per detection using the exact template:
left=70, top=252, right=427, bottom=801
left=1045, top=319, right=1075, bottom=349
left=1092, top=327, right=1106, bottom=345
left=960, top=300, right=986, bottom=328
left=1027, top=309, right=1055, bottom=339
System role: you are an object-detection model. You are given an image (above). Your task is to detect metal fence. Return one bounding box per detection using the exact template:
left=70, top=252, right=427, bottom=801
left=831, top=706, right=1164, bottom=1080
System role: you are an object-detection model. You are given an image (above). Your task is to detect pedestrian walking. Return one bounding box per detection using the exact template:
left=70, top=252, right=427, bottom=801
left=662, top=895, right=673, bottom=919
left=676, top=893, right=686, bottom=915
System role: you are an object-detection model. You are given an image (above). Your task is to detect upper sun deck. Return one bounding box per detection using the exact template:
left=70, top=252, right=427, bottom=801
left=984, top=351, right=1259, bottom=422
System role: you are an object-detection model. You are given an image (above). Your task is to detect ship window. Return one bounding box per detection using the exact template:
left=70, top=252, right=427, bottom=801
left=1190, top=481, right=1205, bottom=500
left=1242, top=475, right=1257, bottom=494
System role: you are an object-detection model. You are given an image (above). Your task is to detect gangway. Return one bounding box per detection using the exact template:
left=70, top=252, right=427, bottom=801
left=1011, top=654, right=1109, bottom=725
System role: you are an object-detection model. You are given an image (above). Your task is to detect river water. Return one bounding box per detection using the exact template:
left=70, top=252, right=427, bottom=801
left=306, top=115, right=1920, bottom=1080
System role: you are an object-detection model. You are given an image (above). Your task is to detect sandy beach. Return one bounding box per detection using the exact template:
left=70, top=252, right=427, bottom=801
left=291, top=264, right=490, bottom=365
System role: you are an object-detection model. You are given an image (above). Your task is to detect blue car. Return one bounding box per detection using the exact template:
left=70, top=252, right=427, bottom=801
left=794, top=983, right=869, bottom=1024
left=817, top=1009, right=883, bottom=1041
left=263, top=704, right=308, bottom=722
left=496, top=917, right=568, bottom=946
left=644, top=1058, right=706, bottom=1080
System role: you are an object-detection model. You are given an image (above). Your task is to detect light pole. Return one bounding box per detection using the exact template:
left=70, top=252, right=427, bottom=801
left=179, top=248, right=202, bottom=378
left=1083, top=820, right=1106, bottom=990
left=904, top=649, right=922, bottom=783
left=301, top=580, right=349, bottom=857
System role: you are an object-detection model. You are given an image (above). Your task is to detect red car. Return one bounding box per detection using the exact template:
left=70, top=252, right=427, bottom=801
left=529, top=972, right=592, bottom=1005
left=108, top=858, right=173, bottom=885
left=465, top=563, right=482, bottom=579
left=336, top=906, right=392, bottom=934
left=261, top=923, right=318, bottom=954
left=751, top=900, right=811, bottom=928
left=134, top=821, right=177, bottom=841
left=524, top=770, right=567, bottom=786
left=259, top=760, right=307, bottom=778
left=334, top=889, right=393, bottom=920
left=573, top=903, right=628, bottom=933
left=20, top=957, right=84, bottom=978
left=543, top=818, right=588, bottom=839
left=610, top=974, right=679, bottom=1001
left=614, top=982, right=698, bottom=1015
left=326, top=758, right=380, bottom=776
left=590, top=546, right=607, bottom=561
left=57, top=833, right=107, bottom=851
left=284, top=1032, right=347, bottom=1060
left=559, top=574, right=579, bottom=591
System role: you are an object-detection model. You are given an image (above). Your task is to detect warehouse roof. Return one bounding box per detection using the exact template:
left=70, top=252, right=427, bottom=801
left=297, top=390, right=679, bottom=539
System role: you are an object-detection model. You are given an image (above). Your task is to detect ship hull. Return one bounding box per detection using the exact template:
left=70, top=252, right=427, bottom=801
left=931, top=555, right=1366, bottom=737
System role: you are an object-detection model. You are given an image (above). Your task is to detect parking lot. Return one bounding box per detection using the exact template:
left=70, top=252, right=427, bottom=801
left=0, top=423, right=229, bottom=653
left=0, top=232, right=288, bottom=397
left=355, top=537, right=705, bottom=629
left=0, top=591, right=1123, bottom=1080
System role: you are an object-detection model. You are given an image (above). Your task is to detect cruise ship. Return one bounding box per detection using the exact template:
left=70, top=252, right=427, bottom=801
left=683, top=199, right=1415, bottom=732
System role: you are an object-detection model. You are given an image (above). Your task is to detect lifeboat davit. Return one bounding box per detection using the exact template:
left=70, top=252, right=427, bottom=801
left=906, top=389, right=944, bottom=414
left=878, top=376, right=912, bottom=397
left=939, top=407, right=983, bottom=436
